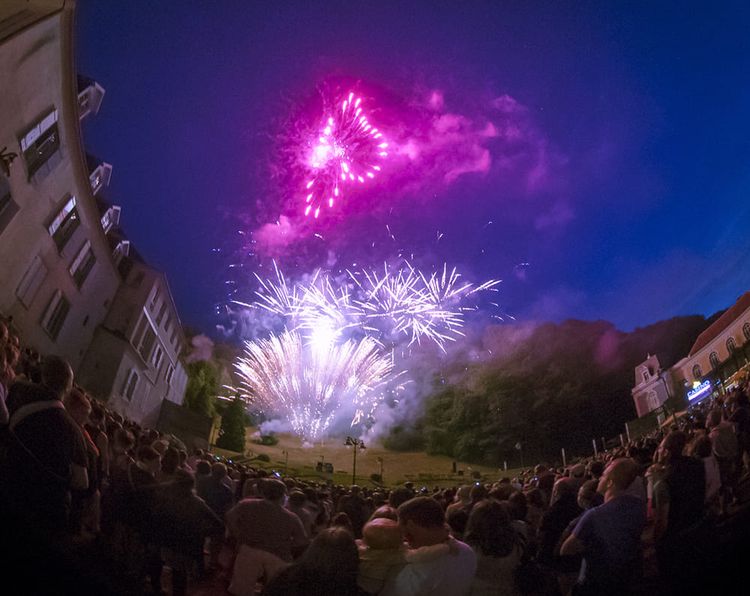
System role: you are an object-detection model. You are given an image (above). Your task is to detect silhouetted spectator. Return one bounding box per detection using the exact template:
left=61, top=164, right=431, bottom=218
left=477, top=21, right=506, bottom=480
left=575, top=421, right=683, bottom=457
left=264, top=527, right=365, bottom=596
left=2, top=355, right=87, bottom=537
left=338, top=485, right=370, bottom=538
left=465, top=499, right=522, bottom=595
left=155, top=469, right=223, bottom=595
left=226, top=478, right=308, bottom=594
left=389, top=485, right=415, bottom=509
left=537, top=479, right=580, bottom=566
left=653, top=431, right=708, bottom=593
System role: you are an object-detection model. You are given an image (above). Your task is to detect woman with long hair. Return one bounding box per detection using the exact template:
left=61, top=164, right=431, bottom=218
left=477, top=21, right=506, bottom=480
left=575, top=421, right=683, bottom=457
left=465, top=500, right=523, bottom=596
left=263, top=527, right=365, bottom=596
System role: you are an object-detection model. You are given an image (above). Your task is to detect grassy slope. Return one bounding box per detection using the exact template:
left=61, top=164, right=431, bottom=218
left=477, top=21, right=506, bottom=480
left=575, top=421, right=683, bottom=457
left=214, top=428, right=520, bottom=488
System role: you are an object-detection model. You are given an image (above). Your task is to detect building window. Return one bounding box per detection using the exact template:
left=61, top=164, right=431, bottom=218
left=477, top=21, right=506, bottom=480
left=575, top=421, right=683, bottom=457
left=152, top=345, right=163, bottom=370
left=165, top=364, right=174, bottom=386
left=20, top=109, right=61, bottom=180
left=727, top=337, right=737, bottom=354
left=641, top=370, right=649, bottom=383
left=100, top=205, right=120, bottom=233
left=121, top=369, right=139, bottom=401
left=113, top=240, right=130, bottom=269
left=692, top=364, right=702, bottom=380
left=138, top=327, right=156, bottom=363
left=743, top=323, right=750, bottom=342
left=0, top=175, right=19, bottom=235
left=164, top=315, right=172, bottom=334
left=78, top=93, right=90, bottom=116
left=48, top=196, right=80, bottom=250
left=170, top=326, right=179, bottom=347
left=709, top=351, right=720, bottom=370
left=40, top=290, right=70, bottom=341
left=156, top=301, right=168, bottom=326
left=149, top=288, right=160, bottom=311
left=131, top=314, right=147, bottom=346
left=16, top=255, right=48, bottom=308
left=69, top=240, right=96, bottom=289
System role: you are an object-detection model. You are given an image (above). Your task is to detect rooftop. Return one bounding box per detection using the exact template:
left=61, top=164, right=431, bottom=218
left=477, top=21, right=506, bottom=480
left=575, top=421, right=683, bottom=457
left=689, top=291, right=750, bottom=356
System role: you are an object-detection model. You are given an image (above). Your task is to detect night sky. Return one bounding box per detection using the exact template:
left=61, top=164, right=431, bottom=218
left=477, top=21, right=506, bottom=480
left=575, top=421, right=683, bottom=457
left=76, top=2, right=750, bottom=337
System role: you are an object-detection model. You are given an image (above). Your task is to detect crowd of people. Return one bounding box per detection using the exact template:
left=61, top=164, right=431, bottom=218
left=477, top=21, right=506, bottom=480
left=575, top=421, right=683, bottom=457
left=1, top=317, right=749, bottom=595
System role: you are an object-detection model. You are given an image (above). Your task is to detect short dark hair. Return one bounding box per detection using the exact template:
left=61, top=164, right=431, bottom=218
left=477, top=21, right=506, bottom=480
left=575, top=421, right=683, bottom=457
left=446, top=507, right=469, bottom=536
left=288, top=490, right=306, bottom=506
left=89, top=405, right=105, bottom=423
left=295, top=527, right=359, bottom=586
left=470, top=484, right=488, bottom=502
left=661, top=431, right=687, bottom=461
left=489, top=484, right=513, bottom=501
left=465, top=500, right=517, bottom=557
left=588, top=460, right=605, bottom=478
left=331, top=512, right=353, bottom=533
left=691, top=435, right=712, bottom=459
left=137, top=445, right=160, bottom=463
left=211, top=462, right=228, bottom=479
left=260, top=478, right=287, bottom=501
left=389, top=486, right=414, bottom=508
left=41, top=355, right=73, bottom=398
left=397, top=497, right=445, bottom=529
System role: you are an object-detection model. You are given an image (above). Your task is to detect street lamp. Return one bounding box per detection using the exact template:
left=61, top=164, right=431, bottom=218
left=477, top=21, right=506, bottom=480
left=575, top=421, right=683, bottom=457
left=377, top=456, right=384, bottom=484
left=344, top=436, right=366, bottom=486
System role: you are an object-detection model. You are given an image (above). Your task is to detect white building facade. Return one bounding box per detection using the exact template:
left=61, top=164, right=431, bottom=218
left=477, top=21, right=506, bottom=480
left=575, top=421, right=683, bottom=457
left=1, top=2, right=188, bottom=426
left=78, top=258, right=188, bottom=428
left=631, top=354, right=676, bottom=419
left=0, top=2, right=120, bottom=371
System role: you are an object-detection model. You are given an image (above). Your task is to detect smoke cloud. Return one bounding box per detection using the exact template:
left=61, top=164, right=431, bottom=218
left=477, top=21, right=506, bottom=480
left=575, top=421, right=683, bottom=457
left=186, top=334, right=214, bottom=362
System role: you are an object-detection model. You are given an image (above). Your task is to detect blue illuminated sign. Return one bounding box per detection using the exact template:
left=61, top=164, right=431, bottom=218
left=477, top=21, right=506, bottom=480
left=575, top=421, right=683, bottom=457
left=687, top=380, right=712, bottom=402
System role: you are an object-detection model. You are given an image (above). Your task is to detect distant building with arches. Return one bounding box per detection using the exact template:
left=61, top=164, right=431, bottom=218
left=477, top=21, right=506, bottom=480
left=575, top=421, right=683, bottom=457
left=632, top=291, right=750, bottom=418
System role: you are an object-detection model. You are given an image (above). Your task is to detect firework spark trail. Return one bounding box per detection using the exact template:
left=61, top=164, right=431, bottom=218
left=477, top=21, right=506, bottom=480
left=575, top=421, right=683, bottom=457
left=242, top=260, right=501, bottom=351
left=235, top=331, right=393, bottom=440
left=302, top=91, right=387, bottom=218
left=246, top=262, right=365, bottom=338
left=231, top=261, right=499, bottom=439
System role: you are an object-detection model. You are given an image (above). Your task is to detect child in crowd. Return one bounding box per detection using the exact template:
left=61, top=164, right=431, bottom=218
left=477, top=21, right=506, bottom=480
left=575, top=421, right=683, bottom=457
left=358, top=518, right=407, bottom=593
left=357, top=517, right=451, bottom=595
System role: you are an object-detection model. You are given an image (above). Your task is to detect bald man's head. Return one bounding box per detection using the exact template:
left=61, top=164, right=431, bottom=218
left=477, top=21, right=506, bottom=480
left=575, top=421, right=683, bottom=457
left=598, top=458, right=639, bottom=496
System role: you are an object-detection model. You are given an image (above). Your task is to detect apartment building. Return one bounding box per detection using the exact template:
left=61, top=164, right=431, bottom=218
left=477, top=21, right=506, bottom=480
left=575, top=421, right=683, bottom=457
left=78, top=255, right=188, bottom=428
left=0, top=1, right=120, bottom=370
left=1, top=2, right=188, bottom=425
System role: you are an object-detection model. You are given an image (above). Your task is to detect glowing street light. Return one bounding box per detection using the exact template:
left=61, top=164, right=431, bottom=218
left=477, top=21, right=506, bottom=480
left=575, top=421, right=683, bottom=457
left=344, top=436, right=366, bottom=486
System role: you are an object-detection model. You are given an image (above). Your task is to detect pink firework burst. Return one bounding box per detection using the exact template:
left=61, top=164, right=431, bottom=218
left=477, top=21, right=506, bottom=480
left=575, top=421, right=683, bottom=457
left=303, top=91, right=387, bottom=218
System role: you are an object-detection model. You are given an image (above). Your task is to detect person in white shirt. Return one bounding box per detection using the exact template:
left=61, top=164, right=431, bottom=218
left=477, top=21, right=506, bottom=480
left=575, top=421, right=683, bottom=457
left=380, top=496, right=477, bottom=596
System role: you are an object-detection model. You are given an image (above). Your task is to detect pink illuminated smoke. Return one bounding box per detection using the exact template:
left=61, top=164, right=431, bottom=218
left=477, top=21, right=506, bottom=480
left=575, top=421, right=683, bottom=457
left=302, top=91, right=387, bottom=219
